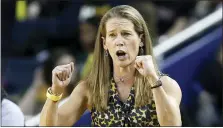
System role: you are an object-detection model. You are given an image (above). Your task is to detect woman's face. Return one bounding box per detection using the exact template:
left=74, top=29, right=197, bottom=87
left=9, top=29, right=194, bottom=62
left=103, top=17, right=142, bottom=67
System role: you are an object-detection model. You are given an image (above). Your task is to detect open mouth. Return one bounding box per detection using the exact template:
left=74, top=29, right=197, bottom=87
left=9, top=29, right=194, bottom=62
left=116, top=50, right=126, bottom=57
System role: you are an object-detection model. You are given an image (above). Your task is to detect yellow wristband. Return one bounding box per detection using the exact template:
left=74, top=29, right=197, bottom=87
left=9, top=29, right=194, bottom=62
left=46, top=87, right=63, bottom=102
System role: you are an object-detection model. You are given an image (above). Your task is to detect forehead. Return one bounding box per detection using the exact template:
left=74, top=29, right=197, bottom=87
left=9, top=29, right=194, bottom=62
left=106, top=18, right=134, bottom=32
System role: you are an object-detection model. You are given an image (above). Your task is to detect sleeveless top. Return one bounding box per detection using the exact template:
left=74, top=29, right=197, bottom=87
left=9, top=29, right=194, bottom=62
left=91, top=79, right=160, bottom=127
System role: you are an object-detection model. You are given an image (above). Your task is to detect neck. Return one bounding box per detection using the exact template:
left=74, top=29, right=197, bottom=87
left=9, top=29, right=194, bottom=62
left=113, top=63, right=136, bottom=84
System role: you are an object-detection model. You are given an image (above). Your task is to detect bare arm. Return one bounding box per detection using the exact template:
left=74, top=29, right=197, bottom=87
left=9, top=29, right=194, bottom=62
left=151, top=75, right=182, bottom=126
left=134, top=56, right=182, bottom=126
left=19, top=84, right=39, bottom=115
left=39, top=62, right=89, bottom=126
left=19, top=67, right=44, bottom=115
left=134, top=55, right=182, bottom=126
left=39, top=81, right=88, bottom=126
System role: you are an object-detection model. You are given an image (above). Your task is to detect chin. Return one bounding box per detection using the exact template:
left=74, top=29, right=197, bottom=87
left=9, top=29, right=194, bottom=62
left=116, top=60, right=133, bottom=68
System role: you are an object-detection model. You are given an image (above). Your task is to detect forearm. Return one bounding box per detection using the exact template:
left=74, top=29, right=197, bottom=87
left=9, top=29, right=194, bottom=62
left=39, top=99, right=58, bottom=126
left=152, top=86, right=181, bottom=126
left=19, top=85, right=38, bottom=115
left=149, top=75, right=181, bottom=126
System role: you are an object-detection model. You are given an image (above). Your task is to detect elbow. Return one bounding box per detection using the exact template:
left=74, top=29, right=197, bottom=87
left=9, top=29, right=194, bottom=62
left=172, top=120, right=182, bottom=127
left=160, top=116, right=182, bottom=126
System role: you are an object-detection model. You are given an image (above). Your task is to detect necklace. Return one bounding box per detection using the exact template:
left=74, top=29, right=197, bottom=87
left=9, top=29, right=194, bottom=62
left=113, top=75, right=131, bottom=83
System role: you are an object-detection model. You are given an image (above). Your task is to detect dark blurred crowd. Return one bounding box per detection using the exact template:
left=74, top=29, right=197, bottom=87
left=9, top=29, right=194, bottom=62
left=1, top=0, right=222, bottom=126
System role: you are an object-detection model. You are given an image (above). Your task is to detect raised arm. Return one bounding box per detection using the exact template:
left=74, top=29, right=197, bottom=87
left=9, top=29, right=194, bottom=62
left=151, top=75, right=182, bottom=126
left=39, top=62, right=89, bottom=126
left=135, top=55, right=182, bottom=126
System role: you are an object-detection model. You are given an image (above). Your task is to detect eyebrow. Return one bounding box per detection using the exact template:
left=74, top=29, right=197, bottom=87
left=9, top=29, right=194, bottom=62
left=107, top=29, right=116, bottom=33
left=107, top=29, right=132, bottom=33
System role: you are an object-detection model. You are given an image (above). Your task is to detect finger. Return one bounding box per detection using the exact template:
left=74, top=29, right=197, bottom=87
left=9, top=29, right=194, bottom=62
left=55, top=67, right=65, bottom=81
left=57, top=70, right=62, bottom=81
left=134, top=63, right=140, bottom=71
left=54, top=69, right=63, bottom=81
left=56, top=73, right=62, bottom=81
left=62, top=68, right=69, bottom=81
left=61, top=62, right=74, bottom=73
left=134, top=61, right=140, bottom=69
left=61, top=62, right=73, bottom=69
left=65, top=67, right=70, bottom=79
left=146, top=55, right=152, bottom=59
left=134, top=63, right=144, bottom=75
left=70, top=62, right=74, bottom=73
left=138, top=68, right=144, bottom=75
left=135, top=58, right=143, bottom=68
left=62, top=67, right=70, bottom=79
left=63, top=63, right=73, bottom=67
left=66, top=68, right=71, bottom=79
left=59, top=67, right=70, bottom=79
left=136, top=56, right=142, bottom=59
left=52, top=69, right=58, bottom=80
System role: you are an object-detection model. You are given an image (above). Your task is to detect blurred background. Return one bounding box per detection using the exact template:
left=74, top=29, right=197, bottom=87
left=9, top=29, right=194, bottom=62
left=1, top=0, right=222, bottom=126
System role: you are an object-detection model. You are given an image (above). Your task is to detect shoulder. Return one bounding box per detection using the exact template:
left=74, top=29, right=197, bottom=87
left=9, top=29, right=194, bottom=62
left=160, top=76, right=182, bottom=105
left=1, top=99, right=25, bottom=126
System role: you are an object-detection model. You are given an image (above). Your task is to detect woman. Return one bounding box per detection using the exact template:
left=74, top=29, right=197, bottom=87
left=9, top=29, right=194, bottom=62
left=40, top=5, right=182, bottom=126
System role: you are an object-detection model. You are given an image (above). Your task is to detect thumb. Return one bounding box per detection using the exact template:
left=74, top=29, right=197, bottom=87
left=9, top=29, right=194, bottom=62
left=134, top=63, right=144, bottom=75
left=70, top=62, right=75, bottom=72
left=134, top=63, right=140, bottom=71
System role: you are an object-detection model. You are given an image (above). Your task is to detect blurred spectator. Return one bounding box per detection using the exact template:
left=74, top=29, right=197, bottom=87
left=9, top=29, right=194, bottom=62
left=151, top=1, right=196, bottom=43
left=19, top=48, right=79, bottom=116
left=77, top=4, right=111, bottom=79
left=37, top=0, right=72, bottom=18
left=194, top=45, right=222, bottom=126
left=130, top=1, right=158, bottom=46
left=191, top=0, right=222, bottom=21
left=79, top=16, right=101, bottom=54
left=27, top=0, right=73, bottom=20
left=1, top=87, right=25, bottom=126
left=79, top=16, right=101, bottom=79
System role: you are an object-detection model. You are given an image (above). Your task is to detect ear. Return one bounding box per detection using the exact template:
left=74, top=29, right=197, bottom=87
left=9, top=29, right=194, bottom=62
left=101, top=36, right=107, bottom=50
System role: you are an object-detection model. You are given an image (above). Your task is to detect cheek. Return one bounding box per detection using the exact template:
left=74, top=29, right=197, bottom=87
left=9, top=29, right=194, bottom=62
left=105, top=40, right=116, bottom=55
left=128, top=40, right=139, bottom=57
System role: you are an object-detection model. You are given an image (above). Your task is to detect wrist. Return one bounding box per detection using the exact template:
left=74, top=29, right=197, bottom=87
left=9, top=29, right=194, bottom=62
left=51, top=85, right=64, bottom=95
left=47, top=87, right=63, bottom=102
left=148, top=74, right=159, bottom=86
left=146, top=72, right=162, bottom=88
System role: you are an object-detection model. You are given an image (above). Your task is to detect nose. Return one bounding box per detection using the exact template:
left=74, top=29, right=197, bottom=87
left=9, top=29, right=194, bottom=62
left=115, top=35, right=125, bottom=47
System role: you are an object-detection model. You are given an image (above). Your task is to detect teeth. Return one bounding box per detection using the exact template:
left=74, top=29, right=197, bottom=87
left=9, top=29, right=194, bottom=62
left=117, top=50, right=125, bottom=54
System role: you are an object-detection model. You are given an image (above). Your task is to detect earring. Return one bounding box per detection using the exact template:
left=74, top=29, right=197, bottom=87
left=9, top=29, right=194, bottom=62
left=105, top=50, right=108, bottom=56
left=140, top=47, right=144, bottom=55
left=140, top=42, right=144, bottom=55
left=139, top=42, right=144, bottom=47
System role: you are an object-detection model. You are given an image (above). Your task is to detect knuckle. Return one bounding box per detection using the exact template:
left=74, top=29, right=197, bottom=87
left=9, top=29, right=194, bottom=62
left=52, top=69, right=57, bottom=74
left=147, top=55, right=152, bottom=58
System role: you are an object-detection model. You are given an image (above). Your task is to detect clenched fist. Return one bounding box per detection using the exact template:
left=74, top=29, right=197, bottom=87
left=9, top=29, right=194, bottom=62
left=51, top=62, right=75, bottom=94
left=134, top=55, right=158, bottom=79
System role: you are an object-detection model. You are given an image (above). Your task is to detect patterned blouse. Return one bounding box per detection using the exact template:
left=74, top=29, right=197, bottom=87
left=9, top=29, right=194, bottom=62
left=91, top=79, right=160, bottom=127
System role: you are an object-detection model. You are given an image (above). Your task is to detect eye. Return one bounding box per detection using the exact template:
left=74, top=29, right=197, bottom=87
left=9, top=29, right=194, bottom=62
left=109, top=33, right=116, bottom=37
left=122, top=32, right=131, bottom=36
